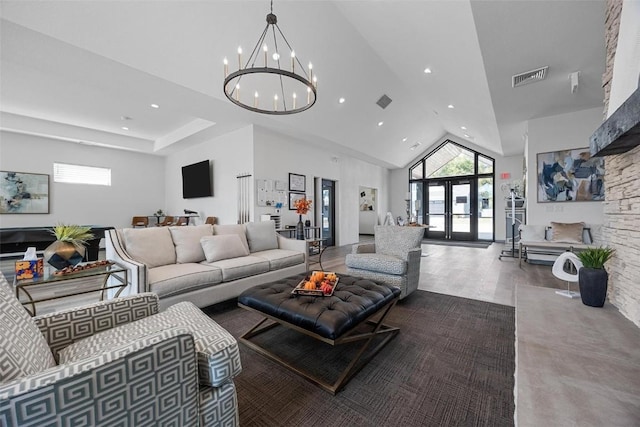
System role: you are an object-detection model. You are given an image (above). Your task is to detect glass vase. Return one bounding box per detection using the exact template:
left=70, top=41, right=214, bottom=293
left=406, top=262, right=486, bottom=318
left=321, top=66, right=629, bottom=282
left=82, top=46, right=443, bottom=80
left=296, top=215, right=305, bottom=240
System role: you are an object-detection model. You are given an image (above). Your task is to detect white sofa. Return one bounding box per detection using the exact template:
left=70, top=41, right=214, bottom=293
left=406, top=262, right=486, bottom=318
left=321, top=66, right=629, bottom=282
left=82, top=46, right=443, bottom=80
left=106, top=220, right=307, bottom=309
left=518, top=221, right=602, bottom=266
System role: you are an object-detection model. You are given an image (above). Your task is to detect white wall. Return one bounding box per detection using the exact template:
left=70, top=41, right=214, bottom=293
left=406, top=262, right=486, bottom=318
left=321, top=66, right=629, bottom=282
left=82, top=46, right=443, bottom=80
left=253, top=127, right=389, bottom=246
left=164, top=126, right=254, bottom=225
left=390, top=135, right=522, bottom=241
left=0, top=131, right=165, bottom=229
left=526, top=108, right=604, bottom=225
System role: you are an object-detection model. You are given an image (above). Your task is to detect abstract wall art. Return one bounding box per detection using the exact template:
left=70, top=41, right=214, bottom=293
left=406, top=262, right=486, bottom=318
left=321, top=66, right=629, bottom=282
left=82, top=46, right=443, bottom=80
left=536, top=148, right=604, bottom=202
left=0, top=171, right=50, bottom=214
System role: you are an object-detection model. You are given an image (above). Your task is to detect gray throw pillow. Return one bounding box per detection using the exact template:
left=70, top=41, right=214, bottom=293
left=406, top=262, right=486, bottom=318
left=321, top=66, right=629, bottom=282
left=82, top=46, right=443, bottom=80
left=201, top=235, right=250, bottom=262
left=213, top=224, right=250, bottom=253
left=245, top=221, right=279, bottom=253
left=123, top=227, right=176, bottom=268
left=169, top=224, right=213, bottom=263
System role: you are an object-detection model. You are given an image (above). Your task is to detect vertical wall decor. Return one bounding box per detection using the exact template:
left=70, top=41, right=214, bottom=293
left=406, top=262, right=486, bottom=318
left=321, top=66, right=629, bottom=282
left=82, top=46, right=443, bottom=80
left=237, top=172, right=252, bottom=223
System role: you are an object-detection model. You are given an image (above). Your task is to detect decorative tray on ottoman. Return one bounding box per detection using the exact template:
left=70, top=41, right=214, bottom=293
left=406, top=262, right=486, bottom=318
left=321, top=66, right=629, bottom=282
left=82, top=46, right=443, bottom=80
left=292, top=271, right=339, bottom=296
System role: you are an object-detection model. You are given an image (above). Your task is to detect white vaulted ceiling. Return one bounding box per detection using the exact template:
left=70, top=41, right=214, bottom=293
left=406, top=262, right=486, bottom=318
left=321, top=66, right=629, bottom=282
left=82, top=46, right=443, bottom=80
left=0, top=1, right=605, bottom=168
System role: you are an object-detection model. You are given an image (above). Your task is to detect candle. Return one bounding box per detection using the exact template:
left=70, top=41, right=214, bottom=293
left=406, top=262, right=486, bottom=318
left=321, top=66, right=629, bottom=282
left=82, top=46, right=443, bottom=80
left=254, top=91, right=259, bottom=108
left=237, top=46, right=242, bottom=69
left=263, top=44, right=268, bottom=66
left=291, top=51, right=296, bottom=72
left=313, top=75, right=317, bottom=89
left=274, top=94, right=278, bottom=111
left=293, top=92, right=297, bottom=109
left=223, top=57, right=228, bottom=77
left=308, top=62, right=313, bottom=81
left=235, top=84, right=240, bottom=101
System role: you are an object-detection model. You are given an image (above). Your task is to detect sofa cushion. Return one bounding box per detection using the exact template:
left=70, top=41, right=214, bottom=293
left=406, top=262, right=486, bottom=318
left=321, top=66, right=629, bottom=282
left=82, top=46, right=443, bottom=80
left=345, top=253, right=407, bottom=275
left=123, top=227, right=176, bottom=268
left=201, top=234, right=250, bottom=263
left=0, top=277, right=56, bottom=381
left=550, top=222, right=585, bottom=243
left=203, top=256, right=270, bottom=282
left=169, top=224, right=213, bottom=263
left=213, top=224, right=250, bottom=253
left=245, top=221, right=279, bottom=253
left=59, top=301, right=241, bottom=388
left=148, top=263, right=223, bottom=298
left=374, top=225, right=424, bottom=259
left=252, top=249, right=305, bottom=270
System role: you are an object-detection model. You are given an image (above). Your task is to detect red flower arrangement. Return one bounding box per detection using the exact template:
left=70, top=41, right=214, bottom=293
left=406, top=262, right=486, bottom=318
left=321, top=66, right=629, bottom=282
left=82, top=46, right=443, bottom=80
left=293, top=197, right=312, bottom=215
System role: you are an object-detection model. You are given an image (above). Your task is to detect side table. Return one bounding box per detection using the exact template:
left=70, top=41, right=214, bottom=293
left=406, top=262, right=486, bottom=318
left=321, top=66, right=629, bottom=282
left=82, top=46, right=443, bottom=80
left=307, top=237, right=328, bottom=270
left=13, top=261, right=128, bottom=316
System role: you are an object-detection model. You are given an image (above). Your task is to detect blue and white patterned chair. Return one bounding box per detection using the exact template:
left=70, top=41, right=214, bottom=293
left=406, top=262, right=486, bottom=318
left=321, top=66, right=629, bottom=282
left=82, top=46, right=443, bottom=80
left=345, top=225, right=424, bottom=299
left=0, top=273, right=241, bottom=426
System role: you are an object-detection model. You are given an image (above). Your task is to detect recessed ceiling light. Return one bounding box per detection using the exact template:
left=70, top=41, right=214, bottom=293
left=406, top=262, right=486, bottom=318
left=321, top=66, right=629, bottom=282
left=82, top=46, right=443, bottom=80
left=461, top=126, right=467, bottom=130
left=424, top=68, right=432, bottom=74
left=338, top=97, right=345, bottom=104
left=378, top=121, right=384, bottom=127
left=150, top=104, right=160, bottom=109
left=402, top=137, right=407, bottom=142
left=447, top=104, right=455, bottom=109
left=464, top=134, right=470, bottom=138
left=121, top=126, right=129, bottom=131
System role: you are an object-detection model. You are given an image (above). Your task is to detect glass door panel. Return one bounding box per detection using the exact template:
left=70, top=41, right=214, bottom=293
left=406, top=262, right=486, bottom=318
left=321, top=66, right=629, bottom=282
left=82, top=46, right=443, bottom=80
left=426, top=182, right=446, bottom=239
left=450, top=181, right=473, bottom=240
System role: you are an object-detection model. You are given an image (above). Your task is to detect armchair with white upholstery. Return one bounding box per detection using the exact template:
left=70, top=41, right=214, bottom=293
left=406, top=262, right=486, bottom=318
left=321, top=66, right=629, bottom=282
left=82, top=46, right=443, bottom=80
left=0, top=273, right=241, bottom=426
left=345, top=225, right=424, bottom=299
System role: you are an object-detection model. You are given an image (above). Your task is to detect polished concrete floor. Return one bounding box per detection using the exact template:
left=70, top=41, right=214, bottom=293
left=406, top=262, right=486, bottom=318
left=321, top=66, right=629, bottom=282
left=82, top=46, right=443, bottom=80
left=326, top=239, right=640, bottom=426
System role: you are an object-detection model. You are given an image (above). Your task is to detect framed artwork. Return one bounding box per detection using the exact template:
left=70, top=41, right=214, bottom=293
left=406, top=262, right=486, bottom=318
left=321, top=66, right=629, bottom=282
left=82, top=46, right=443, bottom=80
left=0, top=171, right=50, bottom=214
left=289, top=192, right=306, bottom=210
left=537, top=148, right=604, bottom=202
left=289, top=173, right=306, bottom=192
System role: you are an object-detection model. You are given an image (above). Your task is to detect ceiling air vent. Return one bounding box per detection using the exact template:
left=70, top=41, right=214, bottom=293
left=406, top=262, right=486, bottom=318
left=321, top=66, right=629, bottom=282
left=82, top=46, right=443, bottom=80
left=512, top=66, right=548, bottom=88
left=376, top=94, right=392, bottom=109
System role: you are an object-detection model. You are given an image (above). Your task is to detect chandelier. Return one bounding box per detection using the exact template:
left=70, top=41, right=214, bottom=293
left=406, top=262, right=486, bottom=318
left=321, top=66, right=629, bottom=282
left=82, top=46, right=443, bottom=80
left=223, top=1, right=317, bottom=115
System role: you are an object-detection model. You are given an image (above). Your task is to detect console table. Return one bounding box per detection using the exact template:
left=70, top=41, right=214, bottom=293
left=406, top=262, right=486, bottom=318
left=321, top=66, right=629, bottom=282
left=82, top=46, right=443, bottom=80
left=0, top=226, right=113, bottom=260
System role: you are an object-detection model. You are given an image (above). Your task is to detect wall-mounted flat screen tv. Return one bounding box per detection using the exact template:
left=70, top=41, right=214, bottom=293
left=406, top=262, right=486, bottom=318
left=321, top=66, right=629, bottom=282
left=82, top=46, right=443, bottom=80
left=182, top=160, right=212, bottom=199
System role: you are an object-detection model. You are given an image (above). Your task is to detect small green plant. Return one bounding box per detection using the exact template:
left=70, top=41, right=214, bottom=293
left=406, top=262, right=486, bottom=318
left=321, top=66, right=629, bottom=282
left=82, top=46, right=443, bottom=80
left=50, top=224, right=94, bottom=245
left=577, top=247, right=615, bottom=269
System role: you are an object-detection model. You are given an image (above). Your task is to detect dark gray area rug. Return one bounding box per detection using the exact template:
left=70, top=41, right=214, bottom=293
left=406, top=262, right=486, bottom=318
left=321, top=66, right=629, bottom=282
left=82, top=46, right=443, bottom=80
left=206, top=290, right=515, bottom=427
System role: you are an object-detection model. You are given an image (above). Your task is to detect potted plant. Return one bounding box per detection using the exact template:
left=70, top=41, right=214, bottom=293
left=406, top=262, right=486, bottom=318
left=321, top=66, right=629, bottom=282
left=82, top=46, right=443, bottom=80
left=576, top=246, right=615, bottom=307
left=44, top=224, right=94, bottom=270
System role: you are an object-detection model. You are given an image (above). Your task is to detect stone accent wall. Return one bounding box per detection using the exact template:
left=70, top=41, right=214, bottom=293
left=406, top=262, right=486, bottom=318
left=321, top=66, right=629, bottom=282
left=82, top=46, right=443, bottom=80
left=602, top=0, right=623, bottom=116
left=601, top=0, right=639, bottom=327
left=603, top=145, right=640, bottom=326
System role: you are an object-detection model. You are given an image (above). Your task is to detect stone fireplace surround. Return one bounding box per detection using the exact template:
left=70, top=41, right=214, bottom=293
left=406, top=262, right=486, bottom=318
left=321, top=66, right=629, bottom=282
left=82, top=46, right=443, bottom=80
left=595, top=0, right=639, bottom=327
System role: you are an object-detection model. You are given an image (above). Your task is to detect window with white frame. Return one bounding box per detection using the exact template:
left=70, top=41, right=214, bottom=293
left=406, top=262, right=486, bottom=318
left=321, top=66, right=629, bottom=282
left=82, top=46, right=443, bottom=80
left=53, top=163, right=111, bottom=186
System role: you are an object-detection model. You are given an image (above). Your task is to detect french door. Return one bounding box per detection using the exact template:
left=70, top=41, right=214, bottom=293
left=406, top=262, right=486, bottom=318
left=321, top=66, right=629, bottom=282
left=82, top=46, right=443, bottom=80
left=423, top=178, right=475, bottom=241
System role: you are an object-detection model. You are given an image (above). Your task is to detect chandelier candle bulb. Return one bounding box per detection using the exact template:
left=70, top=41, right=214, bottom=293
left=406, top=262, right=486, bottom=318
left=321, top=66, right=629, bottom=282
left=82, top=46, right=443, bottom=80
left=235, top=84, right=240, bottom=101
left=293, top=92, right=297, bottom=109
left=274, top=94, right=278, bottom=110
left=223, top=57, right=228, bottom=77
left=237, top=46, right=242, bottom=68
left=254, top=91, right=259, bottom=108
left=263, top=44, right=268, bottom=66
left=313, top=75, right=317, bottom=89
left=291, top=51, right=295, bottom=71
left=309, top=62, right=313, bottom=81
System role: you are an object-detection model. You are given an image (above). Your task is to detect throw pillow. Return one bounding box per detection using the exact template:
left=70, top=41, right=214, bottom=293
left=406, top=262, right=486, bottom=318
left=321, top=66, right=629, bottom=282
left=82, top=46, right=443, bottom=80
left=123, top=227, right=176, bottom=268
left=213, top=224, right=250, bottom=253
left=245, top=221, right=279, bottom=253
left=0, top=276, right=56, bottom=381
left=550, top=222, right=585, bottom=243
left=519, top=225, right=546, bottom=242
left=201, top=235, right=250, bottom=262
left=169, top=224, right=213, bottom=263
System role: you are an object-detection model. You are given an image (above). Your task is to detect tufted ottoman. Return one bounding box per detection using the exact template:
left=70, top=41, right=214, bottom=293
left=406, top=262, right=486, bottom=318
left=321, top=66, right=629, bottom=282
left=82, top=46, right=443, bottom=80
left=237, top=273, right=401, bottom=394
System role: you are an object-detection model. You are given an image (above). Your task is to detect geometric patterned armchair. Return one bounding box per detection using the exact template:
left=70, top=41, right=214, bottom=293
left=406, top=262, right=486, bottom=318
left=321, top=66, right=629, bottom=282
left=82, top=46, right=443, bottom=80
left=345, top=225, right=424, bottom=299
left=0, top=273, right=241, bottom=426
